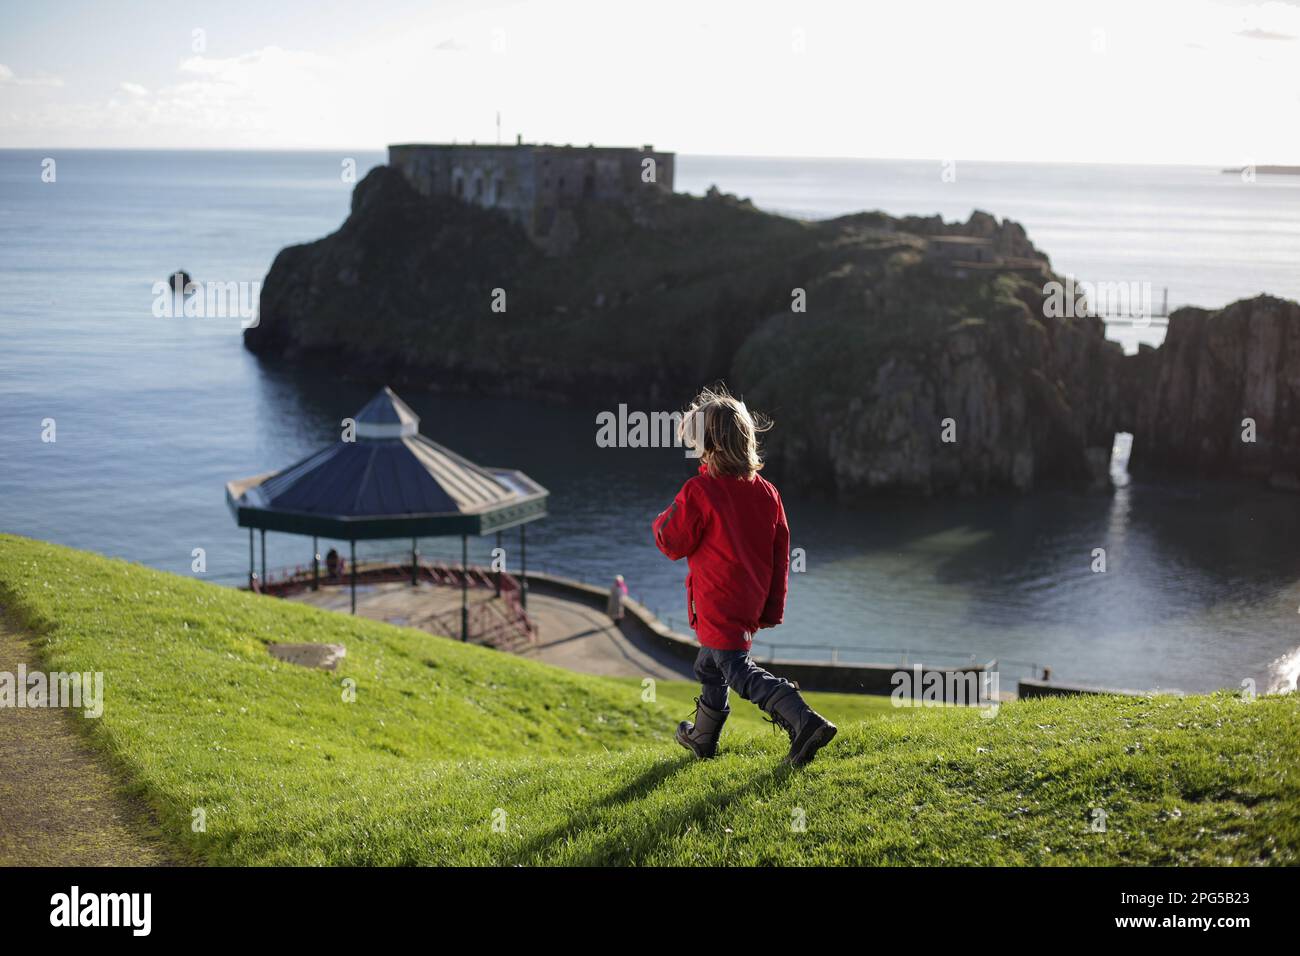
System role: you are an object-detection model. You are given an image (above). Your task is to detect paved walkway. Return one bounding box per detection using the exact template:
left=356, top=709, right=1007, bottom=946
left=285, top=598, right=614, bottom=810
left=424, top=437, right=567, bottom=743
left=289, top=581, right=693, bottom=680
left=0, top=617, right=180, bottom=866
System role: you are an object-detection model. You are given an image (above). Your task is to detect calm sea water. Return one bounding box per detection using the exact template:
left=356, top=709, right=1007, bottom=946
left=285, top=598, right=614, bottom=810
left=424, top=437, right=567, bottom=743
left=2, top=148, right=1298, bottom=693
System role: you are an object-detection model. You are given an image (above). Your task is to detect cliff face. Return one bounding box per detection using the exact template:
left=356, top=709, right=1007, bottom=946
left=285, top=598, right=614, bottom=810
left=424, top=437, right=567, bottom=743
left=248, top=166, right=824, bottom=402
left=737, top=234, right=1130, bottom=498
left=248, top=166, right=541, bottom=371
left=736, top=279, right=1125, bottom=497
left=1129, top=296, right=1300, bottom=490
left=248, top=165, right=1168, bottom=500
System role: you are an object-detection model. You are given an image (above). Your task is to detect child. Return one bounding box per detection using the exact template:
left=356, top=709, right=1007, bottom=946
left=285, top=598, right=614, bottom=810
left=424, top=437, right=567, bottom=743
left=652, top=386, right=836, bottom=767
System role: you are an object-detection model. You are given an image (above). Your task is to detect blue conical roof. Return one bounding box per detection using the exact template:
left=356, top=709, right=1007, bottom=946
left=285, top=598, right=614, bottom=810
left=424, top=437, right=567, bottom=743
left=225, top=387, right=548, bottom=538
left=353, top=386, right=420, bottom=439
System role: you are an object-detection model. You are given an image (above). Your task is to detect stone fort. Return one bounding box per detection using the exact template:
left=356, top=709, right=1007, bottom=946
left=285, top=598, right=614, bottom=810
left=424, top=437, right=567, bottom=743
left=389, top=139, right=675, bottom=251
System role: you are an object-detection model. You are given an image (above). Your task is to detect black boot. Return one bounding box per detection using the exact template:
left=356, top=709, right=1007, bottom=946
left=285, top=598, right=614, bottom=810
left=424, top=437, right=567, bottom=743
left=676, top=697, right=729, bottom=759
left=764, top=685, right=837, bottom=767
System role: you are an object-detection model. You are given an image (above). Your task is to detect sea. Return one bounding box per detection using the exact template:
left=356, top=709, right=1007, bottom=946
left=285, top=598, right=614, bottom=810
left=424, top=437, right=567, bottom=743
left=2, top=148, right=1298, bottom=693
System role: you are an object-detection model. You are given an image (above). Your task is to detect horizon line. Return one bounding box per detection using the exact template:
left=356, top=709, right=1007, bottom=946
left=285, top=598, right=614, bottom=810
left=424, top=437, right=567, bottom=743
left=0, top=145, right=1278, bottom=171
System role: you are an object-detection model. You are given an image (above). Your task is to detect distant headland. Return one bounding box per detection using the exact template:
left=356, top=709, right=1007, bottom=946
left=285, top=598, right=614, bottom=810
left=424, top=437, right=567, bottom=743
left=1221, top=165, right=1300, bottom=176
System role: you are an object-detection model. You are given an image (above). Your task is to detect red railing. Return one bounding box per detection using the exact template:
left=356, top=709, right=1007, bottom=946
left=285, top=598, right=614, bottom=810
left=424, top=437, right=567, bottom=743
left=251, top=560, right=537, bottom=649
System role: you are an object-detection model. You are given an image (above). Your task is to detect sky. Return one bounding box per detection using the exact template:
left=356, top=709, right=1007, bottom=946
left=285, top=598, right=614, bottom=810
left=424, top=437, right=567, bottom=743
left=1, top=0, right=1298, bottom=164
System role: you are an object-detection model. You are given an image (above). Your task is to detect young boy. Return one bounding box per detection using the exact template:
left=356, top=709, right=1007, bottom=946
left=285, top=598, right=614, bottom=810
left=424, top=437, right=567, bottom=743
left=652, top=387, right=836, bottom=767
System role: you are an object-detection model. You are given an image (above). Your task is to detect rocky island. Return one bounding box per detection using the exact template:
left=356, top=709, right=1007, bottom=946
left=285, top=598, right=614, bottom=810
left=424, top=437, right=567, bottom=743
left=247, top=144, right=1299, bottom=500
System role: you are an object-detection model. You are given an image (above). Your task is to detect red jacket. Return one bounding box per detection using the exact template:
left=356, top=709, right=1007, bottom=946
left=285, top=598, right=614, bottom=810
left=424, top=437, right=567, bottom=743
left=652, top=464, right=790, bottom=650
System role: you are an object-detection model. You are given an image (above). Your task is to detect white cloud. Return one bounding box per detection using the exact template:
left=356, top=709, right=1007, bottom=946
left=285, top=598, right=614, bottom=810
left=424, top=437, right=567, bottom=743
left=0, top=63, right=63, bottom=87
left=1236, top=27, right=1297, bottom=39
left=1, top=47, right=343, bottom=147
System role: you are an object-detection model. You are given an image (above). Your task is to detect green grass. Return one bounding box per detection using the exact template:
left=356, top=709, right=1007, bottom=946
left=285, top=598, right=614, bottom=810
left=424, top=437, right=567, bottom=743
left=1, top=533, right=1297, bottom=866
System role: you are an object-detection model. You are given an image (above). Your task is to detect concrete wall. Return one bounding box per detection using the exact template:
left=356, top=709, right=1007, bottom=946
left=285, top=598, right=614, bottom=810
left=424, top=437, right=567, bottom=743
left=388, top=145, right=538, bottom=230
left=1017, top=678, right=1150, bottom=699
left=388, top=143, right=674, bottom=241
left=523, top=571, right=993, bottom=701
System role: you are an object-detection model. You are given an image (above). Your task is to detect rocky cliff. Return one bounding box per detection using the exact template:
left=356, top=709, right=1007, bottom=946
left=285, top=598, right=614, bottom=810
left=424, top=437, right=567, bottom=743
left=248, top=166, right=819, bottom=403
left=734, top=268, right=1125, bottom=497
left=248, top=165, right=1294, bottom=500
left=1129, top=296, right=1300, bottom=490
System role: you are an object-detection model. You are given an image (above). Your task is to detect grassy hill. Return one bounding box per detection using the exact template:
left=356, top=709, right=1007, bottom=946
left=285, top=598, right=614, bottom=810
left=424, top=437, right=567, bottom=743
left=1, top=534, right=1296, bottom=866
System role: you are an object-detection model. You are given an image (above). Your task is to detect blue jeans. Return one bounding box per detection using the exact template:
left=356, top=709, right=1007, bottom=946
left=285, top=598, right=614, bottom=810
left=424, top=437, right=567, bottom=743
left=694, top=646, right=794, bottom=713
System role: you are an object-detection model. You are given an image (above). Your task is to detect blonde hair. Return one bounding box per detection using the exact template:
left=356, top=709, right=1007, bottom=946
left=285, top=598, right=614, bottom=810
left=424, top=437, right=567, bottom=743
left=679, top=385, right=770, bottom=479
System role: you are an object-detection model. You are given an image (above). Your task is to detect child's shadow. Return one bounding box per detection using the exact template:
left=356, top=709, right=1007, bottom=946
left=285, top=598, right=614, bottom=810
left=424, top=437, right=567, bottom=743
left=509, top=751, right=791, bottom=865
